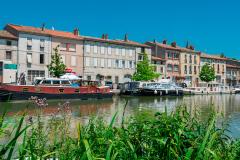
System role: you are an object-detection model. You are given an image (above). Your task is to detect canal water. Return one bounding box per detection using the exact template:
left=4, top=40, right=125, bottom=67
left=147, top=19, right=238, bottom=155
left=1, top=94, right=240, bottom=138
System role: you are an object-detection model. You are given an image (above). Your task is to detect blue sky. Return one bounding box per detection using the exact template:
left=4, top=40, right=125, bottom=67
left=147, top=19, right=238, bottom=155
left=0, top=0, right=239, bottom=59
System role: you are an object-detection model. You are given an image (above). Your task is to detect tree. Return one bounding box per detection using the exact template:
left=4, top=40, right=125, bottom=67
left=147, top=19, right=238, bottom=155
left=132, top=53, right=160, bottom=81
left=199, top=63, right=216, bottom=83
left=47, top=46, right=66, bottom=77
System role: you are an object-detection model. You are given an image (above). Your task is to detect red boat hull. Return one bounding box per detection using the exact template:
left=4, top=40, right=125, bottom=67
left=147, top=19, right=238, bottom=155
left=0, top=85, right=113, bottom=101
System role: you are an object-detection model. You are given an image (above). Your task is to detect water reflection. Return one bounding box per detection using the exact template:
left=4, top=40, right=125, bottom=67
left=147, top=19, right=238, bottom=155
left=1, top=95, right=240, bottom=138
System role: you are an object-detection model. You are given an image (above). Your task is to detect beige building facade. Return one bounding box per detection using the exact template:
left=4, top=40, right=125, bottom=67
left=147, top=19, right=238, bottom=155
left=0, top=31, right=18, bottom=83
left=146, top=40, right=201, bottom=87
left=52, top=31, right=84, bottom=77
left=200, top=53, right=227, bottom=85
left=83, top=35, right=151, bottom=83
left=179, top=48, right=201, bottom=87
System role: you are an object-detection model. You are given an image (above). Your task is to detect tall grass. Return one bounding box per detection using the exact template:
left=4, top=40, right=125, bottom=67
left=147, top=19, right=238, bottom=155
left=0, top=98, right=240, bottom=159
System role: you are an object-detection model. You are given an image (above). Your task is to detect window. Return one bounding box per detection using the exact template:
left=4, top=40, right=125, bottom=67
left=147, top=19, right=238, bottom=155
left=126, top=61, right=129, bottom=68
left=71, top=56, right=77, bottom=66
left=61, top=55, right=65, bottom=64
left=61, top=80, right=71, bottom=85
left=168, top=52, right=172, bottom=59
left=27, top=38, right=32, bottom=46
left=107, top=59, right=111, bottom=68
left=40, top=54, right=44, bottom=64
left=122, top=48, right=126, bottom=56
left=107, top=46, right=111, bottom=55
left=115, top=60, right=119, bottom=68
left=122, top=60, right=125, bottom=68
left=6, top=40, right=12, bottom=46
left=189, top=66, right=192, bottom=74
left=27, top=70, right=45, bottom=82
left=52, top=80, right=60, bottom=85
left=85, top=44, right=91, bottom=53
left=189, top=55, right=192, bottom=63
left=167, top=64, right=172, bottom=71
left=5, top=51, right=12, bottom=60
left=119, top=60, right=123, bottom=68
left=129, top=49, right=133, bottom=57
left=194, top=66, right=197, bottom=74
left=69, top=44, right=76, bottom=52
left=194, top=55, right=197, bottom=64
left=185, top=55, right=187, bottom=63
left=100, top=59, right=105, bottom=67
left=116, top=47, right=119, bottom=55
left=115, top=76, right=119, bottom=84
left=129, top=61, right=132, bottom=69
left=173, top=53, right=179, bottom=59
left=93, top=45, right=98, bottom=53
left=85, top=57, right=90, bottom=67
left=60, top=43, right=67, bottom=51
left=93, top=58, right=98, bottom=67
left=27, top=46, right=32, bottom=50
left=87, top=76, right=91, bottom=80
left=40, top=46, right=44, bottom=52
left=27, top=53, right=32, bottom=64
left=138, top=55, right=143, bottom=61
left=101, top=46, right=105, bottom=54
left=40, top=39, right=44, bottom=48
left=174, top=65, right=179, bottom=72
left=184, top=65, right=187, bottom=74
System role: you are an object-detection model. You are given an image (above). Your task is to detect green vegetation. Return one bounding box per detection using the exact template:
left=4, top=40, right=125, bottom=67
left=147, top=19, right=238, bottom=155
left=132, top=53, right=160, bottom=81
left=47, top=46, right=66, bottom=77
left=199, top=63, right=216, bottom=83
left=0, top=99, right=240, bottom=159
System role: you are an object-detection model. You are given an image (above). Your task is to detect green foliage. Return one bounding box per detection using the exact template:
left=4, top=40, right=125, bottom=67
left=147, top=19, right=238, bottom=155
left=1, top=104, right=240, bottom=159
left=47, top=46, right=66, bottom=78
left=199, top=63, right=216, bottom=83
left=132, top=53, right=160, bottom=81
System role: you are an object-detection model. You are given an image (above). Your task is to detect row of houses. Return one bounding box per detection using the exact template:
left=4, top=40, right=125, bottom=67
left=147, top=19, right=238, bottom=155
left=0, top=23, right=239, bottom=87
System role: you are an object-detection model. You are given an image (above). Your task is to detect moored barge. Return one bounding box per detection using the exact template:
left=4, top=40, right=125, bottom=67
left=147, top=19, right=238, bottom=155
left=0, top=78, right=113, bottom=102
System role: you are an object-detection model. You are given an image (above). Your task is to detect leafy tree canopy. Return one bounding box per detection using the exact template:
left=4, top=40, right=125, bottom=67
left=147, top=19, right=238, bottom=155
left=47, top=46, right=66, bottom=78
left=199, top=63, right=216, bottom=83
left=132, top=53, right=160, bottom=81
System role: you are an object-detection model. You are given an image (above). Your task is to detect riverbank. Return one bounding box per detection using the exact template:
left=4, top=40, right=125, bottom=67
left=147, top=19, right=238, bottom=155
left=1, top=98, right=240, bottom=159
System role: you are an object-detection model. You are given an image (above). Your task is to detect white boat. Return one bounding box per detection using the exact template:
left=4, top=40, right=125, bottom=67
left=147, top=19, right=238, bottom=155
left=141, top=80, right=183, bottom=96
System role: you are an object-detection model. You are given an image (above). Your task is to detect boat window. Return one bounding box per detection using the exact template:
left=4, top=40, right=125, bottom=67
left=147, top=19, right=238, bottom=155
left=52, top=80, right=60, bottom=85
left=61, top=80, right=70, bottom=85
left=42, top=80, right=52, bottom=85
left=34, top=79, right=42, bottom=85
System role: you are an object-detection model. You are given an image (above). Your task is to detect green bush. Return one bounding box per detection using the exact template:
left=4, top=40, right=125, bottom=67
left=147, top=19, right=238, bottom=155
left=0, top=101, right=240, bottom=160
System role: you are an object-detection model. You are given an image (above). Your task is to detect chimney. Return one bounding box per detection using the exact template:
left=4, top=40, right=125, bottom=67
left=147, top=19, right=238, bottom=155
left=73, top=28, right=79, bottom=36
left=171, top=42, right=177, bottom=47
left=189, top=45, right=195, bottom=50
left=124, top=34, right=128, bottom=41
left=153, top=39, right=157, bottom=43
left=186, top=41, right=189, bottom=48
left=41, top=23, right=45, bottom=31
left=105, top=34, right=108, bottom=40
left=162, top=39, right=167, bottom=44
left=102, top=34, right=105, bottom=39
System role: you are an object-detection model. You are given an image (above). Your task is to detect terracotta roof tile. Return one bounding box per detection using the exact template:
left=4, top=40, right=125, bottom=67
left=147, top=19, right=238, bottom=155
left=0, top=30, right=17, bottom=40
left=6, top=24, right=149, bottom=47
left=200, top=53, right=228, bottom=60
left=146, top=41, right=199, bottom=53
left=6, top=24, right=83, bottom=40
